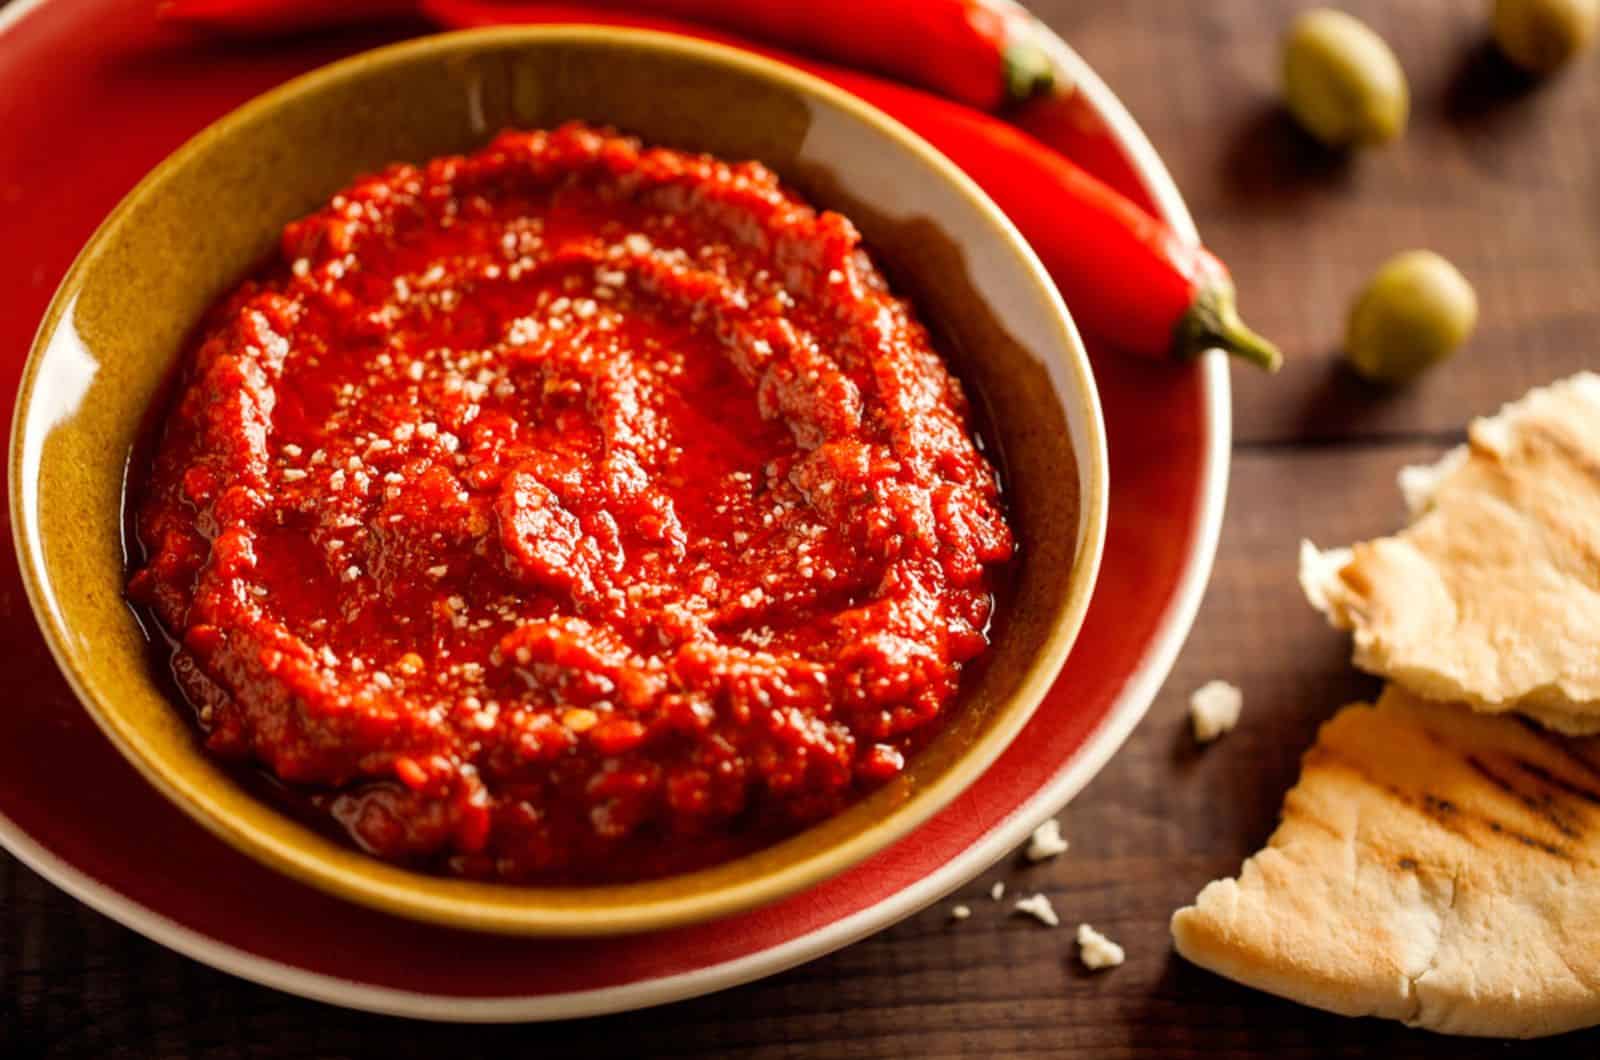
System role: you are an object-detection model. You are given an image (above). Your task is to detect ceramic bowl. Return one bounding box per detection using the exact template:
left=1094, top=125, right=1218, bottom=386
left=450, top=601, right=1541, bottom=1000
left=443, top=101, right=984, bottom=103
left=9, top=26, right=1106, bottom=936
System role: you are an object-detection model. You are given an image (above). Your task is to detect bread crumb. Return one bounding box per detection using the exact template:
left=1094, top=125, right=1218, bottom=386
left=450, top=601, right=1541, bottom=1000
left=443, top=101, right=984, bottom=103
left=990, top=881, right=1005, bottom=901
left=1189, top=680, right=1243, bottom=743
left=1013, top=893, right=1060, bottom=927
left=1025, top=818, right=1069, bottom=862
left=1077, top=923, right=1125, bottom=969
left=949, top=904, right=971, bottom=921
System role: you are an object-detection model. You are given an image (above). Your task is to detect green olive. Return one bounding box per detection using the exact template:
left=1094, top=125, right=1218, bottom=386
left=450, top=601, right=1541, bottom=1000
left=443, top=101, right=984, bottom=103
left=1493, top=0, right=1599, bottom=73
left=1282, top=9, right=1409, bottom=147
left=1346, top=251, right=1478, bottom=384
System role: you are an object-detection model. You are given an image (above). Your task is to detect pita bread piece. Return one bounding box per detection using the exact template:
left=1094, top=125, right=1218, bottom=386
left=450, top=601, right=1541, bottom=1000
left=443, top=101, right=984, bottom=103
left=1301, top=372, right=1600, bottom=734
left=1171, top=685, right=1600, bottom=1038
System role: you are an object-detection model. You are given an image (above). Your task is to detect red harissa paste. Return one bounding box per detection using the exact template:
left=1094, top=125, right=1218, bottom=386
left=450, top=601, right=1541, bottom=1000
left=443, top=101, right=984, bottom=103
left=129, top=123, right=1014, bottom=883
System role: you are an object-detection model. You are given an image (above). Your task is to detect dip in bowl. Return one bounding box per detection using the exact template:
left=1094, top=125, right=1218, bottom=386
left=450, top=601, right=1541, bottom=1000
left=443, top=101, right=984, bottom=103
left=11, top=26, right=1105, bottom=934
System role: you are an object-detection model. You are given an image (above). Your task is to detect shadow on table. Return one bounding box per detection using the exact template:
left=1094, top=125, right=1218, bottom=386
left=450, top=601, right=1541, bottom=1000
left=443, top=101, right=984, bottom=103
left=1286, top=354, right=1448, bottom=443
left=1440, top=38, right=1542, bottom=127
left=1219, top=103, right=1357, bottom=211
left=1237, top=339, right=1483, bottom=448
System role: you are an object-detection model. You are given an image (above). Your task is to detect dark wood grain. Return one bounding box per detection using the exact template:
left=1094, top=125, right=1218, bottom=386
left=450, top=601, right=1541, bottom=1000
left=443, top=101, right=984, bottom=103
left=5, top=0, right=1599, bottom=1056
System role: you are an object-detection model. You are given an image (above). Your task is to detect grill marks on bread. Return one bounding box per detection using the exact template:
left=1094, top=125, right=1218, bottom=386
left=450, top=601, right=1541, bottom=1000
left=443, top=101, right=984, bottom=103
left=1172, top=686, right=1600, bottom=1037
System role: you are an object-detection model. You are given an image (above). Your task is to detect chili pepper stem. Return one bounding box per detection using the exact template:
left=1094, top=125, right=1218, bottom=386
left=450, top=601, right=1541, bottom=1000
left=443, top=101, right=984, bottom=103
left=1001, top=39, right=1055, bottom=105
left=1176, top=281, right=1283, bottom=371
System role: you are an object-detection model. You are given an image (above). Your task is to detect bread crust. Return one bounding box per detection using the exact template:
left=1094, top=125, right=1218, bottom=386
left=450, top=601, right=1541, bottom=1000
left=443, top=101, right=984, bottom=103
left=1301, top=373, right=1600, bottom=732
left=1172, top=687, right=1600, bottom=1038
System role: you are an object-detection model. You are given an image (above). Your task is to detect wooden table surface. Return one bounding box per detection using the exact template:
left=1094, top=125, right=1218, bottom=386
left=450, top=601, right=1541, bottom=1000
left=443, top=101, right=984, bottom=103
left=5, top=1, right=1599, bottom=1056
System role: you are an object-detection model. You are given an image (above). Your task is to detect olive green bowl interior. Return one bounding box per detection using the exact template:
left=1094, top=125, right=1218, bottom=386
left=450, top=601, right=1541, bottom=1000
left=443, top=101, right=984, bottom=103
left=9, top=26, right=1107, bottom=936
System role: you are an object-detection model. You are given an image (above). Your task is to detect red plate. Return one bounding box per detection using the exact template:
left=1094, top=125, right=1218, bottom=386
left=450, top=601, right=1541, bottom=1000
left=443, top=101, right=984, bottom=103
left=0, top=0, right=1228, bottom=1020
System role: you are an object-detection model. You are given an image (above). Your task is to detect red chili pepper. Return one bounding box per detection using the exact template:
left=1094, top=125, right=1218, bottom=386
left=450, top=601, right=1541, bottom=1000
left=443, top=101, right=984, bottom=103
left=864, top=84, right=1281, bottom=369
left=426, top=1, right=1281, bottom=368
left=156, top=0, right=1051, bottom=110
left=468, top=0, right=1051, bottom=110
left=157, top=0, right=420, bottom=34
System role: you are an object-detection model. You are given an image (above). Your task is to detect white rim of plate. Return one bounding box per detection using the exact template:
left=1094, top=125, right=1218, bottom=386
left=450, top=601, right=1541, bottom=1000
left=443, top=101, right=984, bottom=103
left=0, top=0, right=1230, bottom=1022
